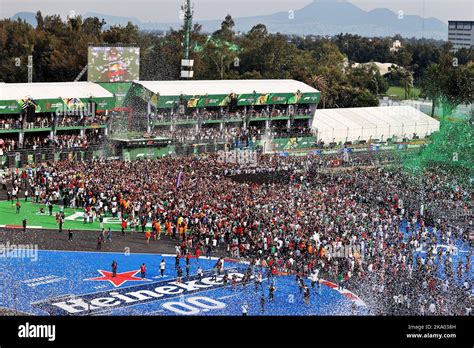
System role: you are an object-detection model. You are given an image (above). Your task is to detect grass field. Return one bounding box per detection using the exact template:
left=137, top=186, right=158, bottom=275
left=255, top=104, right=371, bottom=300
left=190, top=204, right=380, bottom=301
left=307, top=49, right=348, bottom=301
left=0, top=200, right=134, bottom=232
left=386, top=86, right=421, bottom=100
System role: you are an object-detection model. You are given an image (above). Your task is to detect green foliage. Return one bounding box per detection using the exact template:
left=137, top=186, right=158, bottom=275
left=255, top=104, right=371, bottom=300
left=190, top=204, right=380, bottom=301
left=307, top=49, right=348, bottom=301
left=403, top=118, right=474, bottom=182
left=0, top=14, right=471, bottom=114
left=420, top=52, right=473, bottom=117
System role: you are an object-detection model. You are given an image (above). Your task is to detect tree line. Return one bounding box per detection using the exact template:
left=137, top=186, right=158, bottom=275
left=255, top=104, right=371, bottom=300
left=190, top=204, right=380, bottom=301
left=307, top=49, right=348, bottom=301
left=0, top=12, right=472, bottom=111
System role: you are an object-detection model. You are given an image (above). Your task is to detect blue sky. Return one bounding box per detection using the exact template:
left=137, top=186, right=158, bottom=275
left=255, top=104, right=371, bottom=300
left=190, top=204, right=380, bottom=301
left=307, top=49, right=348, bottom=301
left=1, top=0, right=473, bottom=23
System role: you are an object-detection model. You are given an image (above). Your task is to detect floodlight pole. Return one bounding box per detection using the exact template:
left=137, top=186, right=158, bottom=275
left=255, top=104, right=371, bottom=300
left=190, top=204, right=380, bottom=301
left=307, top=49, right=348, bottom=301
left=27, top=55, right=33, bottom=83
left=181, top=0, right=194, bottom=79
left=183, top=0, right=192, bottom=62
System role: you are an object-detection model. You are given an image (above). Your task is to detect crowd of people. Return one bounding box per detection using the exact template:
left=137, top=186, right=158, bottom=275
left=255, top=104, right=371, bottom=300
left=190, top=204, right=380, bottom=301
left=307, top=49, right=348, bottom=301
left=152, top=125, right=314, bottom=146
left=0, top=114, right=109, bottom=131
left=0, top=138, right=18, bottom=152
left=4, top=152, right=472, bottom=315
left=152, top=106, right=313, bottom=123
left=0, top=131, right=106, bottom=151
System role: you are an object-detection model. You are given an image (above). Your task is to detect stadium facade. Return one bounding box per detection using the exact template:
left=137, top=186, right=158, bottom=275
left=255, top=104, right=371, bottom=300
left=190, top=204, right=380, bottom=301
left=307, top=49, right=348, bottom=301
left=0, top=79, right=440, bottom=167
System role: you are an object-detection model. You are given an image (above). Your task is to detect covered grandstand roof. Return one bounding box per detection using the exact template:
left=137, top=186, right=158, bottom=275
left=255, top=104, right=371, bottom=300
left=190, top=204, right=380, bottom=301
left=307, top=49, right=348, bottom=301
left=132, top=79, right=320, bottom=108
left=0, top=82, right=115, bottom=114
left=0, top=82, right=113, bottom=100
left=312, top=106, right=440, bottom=143
left=135, top=79, right=319, bottom=96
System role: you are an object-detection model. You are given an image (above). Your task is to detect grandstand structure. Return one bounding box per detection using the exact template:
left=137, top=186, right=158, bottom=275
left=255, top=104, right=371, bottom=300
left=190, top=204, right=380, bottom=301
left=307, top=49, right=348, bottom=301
left=0, top=79, right=442, bottom=166
left=0, top=79, right=321, bottom=165
left=0, top=82, right=115, bottom=166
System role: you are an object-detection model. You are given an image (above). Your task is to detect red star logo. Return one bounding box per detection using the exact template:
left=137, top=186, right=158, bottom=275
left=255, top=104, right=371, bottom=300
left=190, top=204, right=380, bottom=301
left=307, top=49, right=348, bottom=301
left=86, top=269, right=149, bottom=287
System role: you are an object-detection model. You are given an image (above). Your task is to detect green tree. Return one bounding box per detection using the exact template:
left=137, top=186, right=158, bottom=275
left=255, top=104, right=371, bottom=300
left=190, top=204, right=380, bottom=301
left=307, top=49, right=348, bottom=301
left=421, top=53, right=473, bottom=118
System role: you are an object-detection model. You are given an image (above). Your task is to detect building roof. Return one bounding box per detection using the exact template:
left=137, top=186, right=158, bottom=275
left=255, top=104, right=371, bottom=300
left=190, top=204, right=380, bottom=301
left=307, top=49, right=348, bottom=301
left=135, top=79, right=319, bottom=96
left=0, top=82, right=114, bottom=101
left=312, top=106, right=440, bottom=143
left=351, top=62, right=400, bottom=76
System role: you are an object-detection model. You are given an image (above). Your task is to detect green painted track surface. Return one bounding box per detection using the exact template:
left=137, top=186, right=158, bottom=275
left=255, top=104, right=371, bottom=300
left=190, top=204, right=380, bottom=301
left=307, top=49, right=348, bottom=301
left=0, top=200, right=128, bottom=232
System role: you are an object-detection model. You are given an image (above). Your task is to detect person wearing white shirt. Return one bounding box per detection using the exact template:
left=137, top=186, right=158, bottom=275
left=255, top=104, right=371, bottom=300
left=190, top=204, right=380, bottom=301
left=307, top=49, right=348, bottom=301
left=241, top=303, right=249, bottom=316
left=428, top=302, right=436, bottom=314
left=159, top=259, right=166, bottom=277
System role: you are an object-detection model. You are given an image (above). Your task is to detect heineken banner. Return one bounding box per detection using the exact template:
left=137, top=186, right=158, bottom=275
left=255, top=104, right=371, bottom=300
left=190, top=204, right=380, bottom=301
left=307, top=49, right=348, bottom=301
left=98, top=82, right=133, bottom=108
left=92, top=97, right=116, bottom=110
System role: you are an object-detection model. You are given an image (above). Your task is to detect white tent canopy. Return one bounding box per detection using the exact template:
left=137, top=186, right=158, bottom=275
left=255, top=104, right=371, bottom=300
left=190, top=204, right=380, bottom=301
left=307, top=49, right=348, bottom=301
left=312, top=106, right=440, bottom=144
left=0, top=82, right=113, bottom=100
left=135, top=79, right=319, bottom=96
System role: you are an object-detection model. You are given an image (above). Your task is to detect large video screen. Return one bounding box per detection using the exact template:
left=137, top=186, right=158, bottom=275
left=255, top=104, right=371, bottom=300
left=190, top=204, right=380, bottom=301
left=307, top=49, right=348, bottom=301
left=87, top=46, right=140, bottom=82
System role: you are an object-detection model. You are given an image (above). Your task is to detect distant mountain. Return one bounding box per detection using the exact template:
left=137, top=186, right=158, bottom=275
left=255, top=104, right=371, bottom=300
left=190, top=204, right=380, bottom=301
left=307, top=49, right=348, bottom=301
left=83, top=12, right=166, bottom=31
left=11, top=11, right=37, bottom=27
left=8, top=0, right=448, bottom=39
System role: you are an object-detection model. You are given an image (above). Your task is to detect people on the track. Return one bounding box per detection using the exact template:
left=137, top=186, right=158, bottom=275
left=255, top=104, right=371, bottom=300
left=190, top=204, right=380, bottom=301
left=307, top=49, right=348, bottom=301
left=260, top=293, right=265, bottom=313
left=303, top=285, right=310, bottom=305
left=96, top=232, right=104, bottom=250
left=269, top=283, right=276, bottom=302
left=160, top=259, right=166, bottom=277
left=4, top=154, right=471, bottom=315
left=242, top=303, right=248, bottom=316
left=112, top=260, right=117, bottom=277
left=197, top=265, right=203, bottom=281
left=176, top=266, right=183, bottom=283
left=106, top=228, right=112, bottom=243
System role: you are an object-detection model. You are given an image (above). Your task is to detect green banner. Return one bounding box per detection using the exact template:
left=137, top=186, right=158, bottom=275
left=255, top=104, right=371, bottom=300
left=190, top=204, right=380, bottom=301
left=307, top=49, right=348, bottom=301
left=195, top=95, right=230, bottom=108
left=267, top=93, right=294, bottom=105
left=0, top=96, right=115, bottom=114
left=97, top=82, right=132, bottom=108
left=237, top=93, right=260, bottom=106
left=155, top=95, right=181, bottom=109
left=37, top=99, right=64, bottom=112
left=92, top=97, right=116, bottom=110
left=0, top=100, right=21, bottom=114
left=299, top=93, right=321, bottom=104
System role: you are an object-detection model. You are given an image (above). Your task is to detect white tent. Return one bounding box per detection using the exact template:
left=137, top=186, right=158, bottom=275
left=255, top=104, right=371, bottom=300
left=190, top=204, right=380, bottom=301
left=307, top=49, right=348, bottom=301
left=312, top=106, right=440, bottom=144
left=135, top=79, right=318, bottom=96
